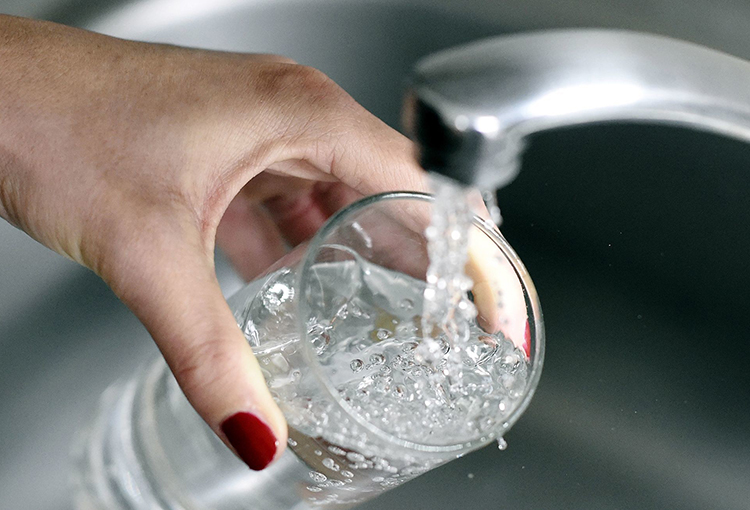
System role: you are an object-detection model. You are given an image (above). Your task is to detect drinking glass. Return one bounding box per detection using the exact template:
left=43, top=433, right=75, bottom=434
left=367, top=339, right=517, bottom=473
left=71, top=191, right=544, bottom=510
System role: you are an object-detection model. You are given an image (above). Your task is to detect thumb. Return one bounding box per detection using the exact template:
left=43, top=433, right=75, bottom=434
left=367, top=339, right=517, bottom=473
left=112, top=240, right=287, bottom=471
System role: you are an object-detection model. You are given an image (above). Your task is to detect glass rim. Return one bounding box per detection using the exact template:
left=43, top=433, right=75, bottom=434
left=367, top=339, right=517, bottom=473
left=297, top=191, right=545, bottom=456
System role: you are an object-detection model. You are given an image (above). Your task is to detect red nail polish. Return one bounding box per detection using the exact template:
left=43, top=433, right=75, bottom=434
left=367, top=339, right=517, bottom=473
left=523, top=320, right=531, bottom=359
left=221, top=412, right=278, bottom=471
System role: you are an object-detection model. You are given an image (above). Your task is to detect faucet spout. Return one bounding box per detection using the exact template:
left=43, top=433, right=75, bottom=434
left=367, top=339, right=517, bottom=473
left=403, top=29, right=750, bottom=190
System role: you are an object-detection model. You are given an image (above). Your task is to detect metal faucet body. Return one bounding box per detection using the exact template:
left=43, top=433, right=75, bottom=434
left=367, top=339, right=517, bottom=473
left=404, top=29, right=750, bottom=190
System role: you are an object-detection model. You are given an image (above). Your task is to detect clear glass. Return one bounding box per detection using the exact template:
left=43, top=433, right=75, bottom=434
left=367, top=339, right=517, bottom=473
left=70, top=192, right=544, bottom=510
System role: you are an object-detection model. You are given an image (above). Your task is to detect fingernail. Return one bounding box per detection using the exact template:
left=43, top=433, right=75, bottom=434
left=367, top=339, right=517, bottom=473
left=221, top=412, right=278, bottom=470
left=523, top=320, right=531, bottom=359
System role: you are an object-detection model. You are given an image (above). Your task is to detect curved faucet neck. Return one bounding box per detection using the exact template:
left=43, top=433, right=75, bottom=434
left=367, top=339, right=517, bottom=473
left=404, top=29, right=750, bottom=189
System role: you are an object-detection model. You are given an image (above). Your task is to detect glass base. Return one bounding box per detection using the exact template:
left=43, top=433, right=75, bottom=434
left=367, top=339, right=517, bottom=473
left=70, top=361, right=321, bottom=510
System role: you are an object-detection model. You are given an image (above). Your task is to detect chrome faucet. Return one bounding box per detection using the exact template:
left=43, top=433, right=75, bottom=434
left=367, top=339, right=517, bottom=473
left=403, top=29, right=750, bottom=190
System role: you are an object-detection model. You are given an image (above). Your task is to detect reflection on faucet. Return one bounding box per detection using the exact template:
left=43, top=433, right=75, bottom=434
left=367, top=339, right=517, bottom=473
left=403, top=29, right=750, bottom=190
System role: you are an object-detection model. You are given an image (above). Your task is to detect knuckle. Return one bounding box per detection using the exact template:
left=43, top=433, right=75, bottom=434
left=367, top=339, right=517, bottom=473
left=269, top=64, right=349, bottom=110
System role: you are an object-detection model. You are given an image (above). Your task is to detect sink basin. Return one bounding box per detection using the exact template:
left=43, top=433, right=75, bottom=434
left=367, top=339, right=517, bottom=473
left=1, top=1, right=749, bottom=509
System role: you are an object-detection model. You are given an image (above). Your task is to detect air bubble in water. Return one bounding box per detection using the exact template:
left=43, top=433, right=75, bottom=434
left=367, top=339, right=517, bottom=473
left=376, top=328, right=391, bottom=341
left=309, top=471, right=327, bottom=483
left=262, top=281, right=295, bottom=313
left=328, top=446, right=346, bottom=456
left=399, top=298, right=414, bottom=310
left=350, top=359, right=364, bottom=372
left=308, top=322, right=330, bottom=355
left=346, top=452, right=365, bottom=463
left=323, top=458, right=340, bottom=471
left=369, top=353, right=386, bottom=366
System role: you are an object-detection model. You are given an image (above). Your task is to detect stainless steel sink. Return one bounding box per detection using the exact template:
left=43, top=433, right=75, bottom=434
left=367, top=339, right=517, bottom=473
left=1, top=1, right=749, bottom=509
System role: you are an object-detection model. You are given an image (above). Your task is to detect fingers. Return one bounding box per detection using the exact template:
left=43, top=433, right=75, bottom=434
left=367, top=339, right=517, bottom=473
left=245, top=65, right=429, bottom=197
left=224, top=171, right=362, bottom=250
left=215, top=194, right=287, bottom=281
left=112, top=239, right=287, bottom=470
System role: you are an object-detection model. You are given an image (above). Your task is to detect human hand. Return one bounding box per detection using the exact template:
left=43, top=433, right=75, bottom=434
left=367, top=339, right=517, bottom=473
left=0, top=16, right=425, bottom=470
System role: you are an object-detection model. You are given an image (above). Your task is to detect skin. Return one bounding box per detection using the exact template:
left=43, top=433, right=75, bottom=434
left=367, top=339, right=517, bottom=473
left=0, top=14, right=528, bottom=470
left=0, top=15, right=426, bottom=463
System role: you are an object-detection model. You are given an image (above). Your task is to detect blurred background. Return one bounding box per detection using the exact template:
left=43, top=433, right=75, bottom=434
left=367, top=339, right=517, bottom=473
left=1, top=1, right=749, bottom=509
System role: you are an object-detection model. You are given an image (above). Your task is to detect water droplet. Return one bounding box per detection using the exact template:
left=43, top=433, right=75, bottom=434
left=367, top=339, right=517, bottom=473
left=287, top=438, right=298, bottom=447
left=314, top=450, right=322, bottom=456
left=350, top=359, right=364, bottom=372
left=497, top=437, right=508, bottom=450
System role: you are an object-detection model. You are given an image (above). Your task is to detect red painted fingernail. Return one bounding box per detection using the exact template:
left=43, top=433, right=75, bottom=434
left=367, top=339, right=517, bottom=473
left=221, top=412, right=278, bottom=471
left=523, top=320, right=531, bottom=359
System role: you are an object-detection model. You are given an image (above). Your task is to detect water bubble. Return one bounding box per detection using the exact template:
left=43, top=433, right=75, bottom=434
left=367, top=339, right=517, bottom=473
left=350, top=359, right=364, bottom=372
left=357, top=376, right=374, bottom=391
left=334, top=303, right=349, bottom=319
left=328, top=446, right=346, bottom=456
left=341, top=470, right=354, bottom=478
left=399, top=298, right=414, bottom=310
left=309, top=471, right=327, bottom=483
left=287, top=438, right=298, bottom=447
left=308, top=322, right=331, bottom=355
left=401, top=341, right=418, bottom=353
left=346, top=452, right=366, bottom=463
left=498, top=399, right=508, bottom=413
left=347, top=301, right=370, bottom=319
left=306, top=486, right=323, bottom=493
left=497, top=437, right=508, bottom=450
left=261, top=280, right=295, bottom=313
left=323, top=458, right=340, bottom=471
left=376, top=328, right=392, bottom=341
left=369, top=353, right=386, bottom=366
left=314, top=450, right=322, bottom=456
